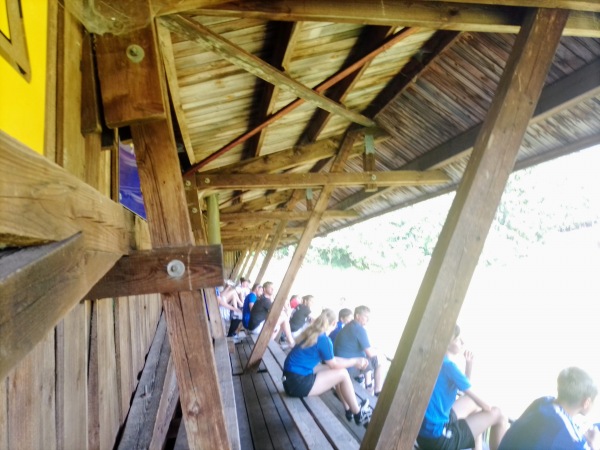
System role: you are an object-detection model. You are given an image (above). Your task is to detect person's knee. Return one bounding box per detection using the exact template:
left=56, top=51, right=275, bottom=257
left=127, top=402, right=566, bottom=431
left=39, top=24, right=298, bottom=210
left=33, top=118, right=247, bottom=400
left=490, top=406, right=507, bottom=424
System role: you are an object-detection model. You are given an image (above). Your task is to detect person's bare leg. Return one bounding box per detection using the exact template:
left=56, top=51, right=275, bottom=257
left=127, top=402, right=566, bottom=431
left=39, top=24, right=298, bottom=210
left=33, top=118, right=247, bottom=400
left=277, top=315, right=295, bottom=347
left=465, top=407, right=507, bottom=450
left=309, top=369, right=359, bottom=413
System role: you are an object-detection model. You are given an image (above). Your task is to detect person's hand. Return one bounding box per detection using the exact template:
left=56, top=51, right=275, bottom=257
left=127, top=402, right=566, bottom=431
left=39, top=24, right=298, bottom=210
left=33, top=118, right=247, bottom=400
left=585, top=426, right=600, bottom=450
left=355, top=358, right=367, bottom=370
left=464, top=349, right=474, bottom=363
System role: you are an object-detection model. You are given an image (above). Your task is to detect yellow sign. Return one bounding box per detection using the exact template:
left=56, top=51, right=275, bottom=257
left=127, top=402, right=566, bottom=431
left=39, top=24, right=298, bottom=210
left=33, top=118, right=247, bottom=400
left=0, top=0, right=48, bottom=154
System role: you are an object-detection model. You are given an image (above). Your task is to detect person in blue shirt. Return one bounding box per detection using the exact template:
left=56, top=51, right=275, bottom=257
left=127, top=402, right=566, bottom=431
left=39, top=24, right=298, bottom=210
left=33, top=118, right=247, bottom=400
left=417, top=325, right=508, bottom=450
left=333, top=305, right=386, bottom=395
left=242, top=283, right=263, bottom=330
left=498, top=366, right=600, bottom=450
left=283, top=308, right=371, bottom=425
left=328, top=308, right=352, bottom=343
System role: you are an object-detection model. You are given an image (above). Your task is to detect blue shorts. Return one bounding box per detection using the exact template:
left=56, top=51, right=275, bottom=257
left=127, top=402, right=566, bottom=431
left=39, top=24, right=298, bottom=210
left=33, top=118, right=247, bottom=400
left=282, top=371, right=316, bottom=398
left=416, top=409, right=475, bottom=450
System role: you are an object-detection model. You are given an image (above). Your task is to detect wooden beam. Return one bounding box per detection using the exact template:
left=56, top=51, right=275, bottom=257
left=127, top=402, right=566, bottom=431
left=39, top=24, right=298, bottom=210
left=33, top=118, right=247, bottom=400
left=0, top=131, right=132, bottom=251
left=0, top=234, right=120, bottom=380
left=160, top=14, right=377, bottom=128
left=199, top=170, right=450, bottom=189
left=95, top=25, right=166, bottom=128
left=203, top=138, right=341, bottom=175
left=220, top=190, right=293, bottom=214
left=191, top=0, right=599, bottom=37
left=338, top=56, right=600, bottom=210
left=153, top=0, right=600, bottom=16
left=85, top=245, right=224, bottom=299
left=220, top=210, right=359, bottom=222
left=361, top=8, right=569, bottom=449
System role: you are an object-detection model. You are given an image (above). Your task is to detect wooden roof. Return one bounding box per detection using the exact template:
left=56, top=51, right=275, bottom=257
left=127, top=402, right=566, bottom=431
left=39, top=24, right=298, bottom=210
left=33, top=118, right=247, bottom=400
left=130, top=2, right=600, bottom=252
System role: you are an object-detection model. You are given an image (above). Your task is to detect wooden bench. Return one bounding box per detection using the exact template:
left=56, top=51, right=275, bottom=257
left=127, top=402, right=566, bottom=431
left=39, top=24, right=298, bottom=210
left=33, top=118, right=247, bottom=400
left=263, top=340, right=361, bottom=450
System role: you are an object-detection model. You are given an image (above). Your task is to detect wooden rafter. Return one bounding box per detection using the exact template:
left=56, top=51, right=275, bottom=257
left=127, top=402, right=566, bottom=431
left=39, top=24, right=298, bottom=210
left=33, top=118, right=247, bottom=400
left=362, top=8, right=569, bottom=449
left=160, top=15, right=376, bottom=133
left=246, top=21, right=301, bottom=159
left=188, top=0, right=599, bottom=37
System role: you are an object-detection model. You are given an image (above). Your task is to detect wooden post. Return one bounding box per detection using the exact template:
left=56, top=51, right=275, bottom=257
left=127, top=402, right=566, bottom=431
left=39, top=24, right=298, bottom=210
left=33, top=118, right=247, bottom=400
left=246, top=233, right=269, bottom=279
left=361, top=9, right=569, bottom=450
left=254, top=221, right=286, bottom=285
left=206, top=194, right=221, bottom=245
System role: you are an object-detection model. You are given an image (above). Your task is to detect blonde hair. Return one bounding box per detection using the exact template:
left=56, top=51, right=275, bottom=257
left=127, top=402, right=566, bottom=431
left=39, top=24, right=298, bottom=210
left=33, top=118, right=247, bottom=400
left=298, top=309, right=336, bottom=348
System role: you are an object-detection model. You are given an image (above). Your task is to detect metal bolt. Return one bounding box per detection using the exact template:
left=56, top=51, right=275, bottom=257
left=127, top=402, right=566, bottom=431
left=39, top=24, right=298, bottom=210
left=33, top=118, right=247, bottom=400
left=185, top=180, right=192, bottom=187
left=167, top=259, right=186, bottom=278
left=192, top=207, right=198, bottom=214
left=204, top=177, right=211, bottom=184
left=126, top=44, right=145, bottom=63
left=371, top=174, right=377, bottom=181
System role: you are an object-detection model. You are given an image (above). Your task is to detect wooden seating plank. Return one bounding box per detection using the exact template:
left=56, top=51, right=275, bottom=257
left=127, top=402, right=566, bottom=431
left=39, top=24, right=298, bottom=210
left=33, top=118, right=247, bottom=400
left=229, top=339, right=244, bottom=375
left=232, top=376, right=254, bottom=450
left=252, top=372, right=296, bottom=449
left=260, top=370, right=308, bottom=450
left=214, top=337, right=241, bottom=450
left=240, top=374, right=275, bottom=450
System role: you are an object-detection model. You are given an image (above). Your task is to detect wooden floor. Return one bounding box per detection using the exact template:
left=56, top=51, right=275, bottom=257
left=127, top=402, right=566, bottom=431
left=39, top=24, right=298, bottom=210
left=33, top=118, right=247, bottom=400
left=230, top=335, right=367, bottom=450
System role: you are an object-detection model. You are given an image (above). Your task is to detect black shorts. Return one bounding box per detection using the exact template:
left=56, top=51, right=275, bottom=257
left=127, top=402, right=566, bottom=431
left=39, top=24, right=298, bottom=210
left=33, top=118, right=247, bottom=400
left=416, top=410, right=475, bottom=450
left=282, top=371, right=316, bottom=398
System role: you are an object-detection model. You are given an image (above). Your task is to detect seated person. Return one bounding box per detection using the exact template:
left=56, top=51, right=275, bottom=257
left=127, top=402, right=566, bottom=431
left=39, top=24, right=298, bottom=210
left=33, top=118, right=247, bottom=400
left=417, top=325, right=508, bottom=450
left=333, top=305, right=386, bottom=395
left=289, top=295, right=315, bottom=338
left=328, top=308, right=352, bottom=342
left=242, top=283, right=263, bottom=330
left=283, top=309, right=371, bottom=426
left=248, top=281, right=295, bottom=346
left=216, top=282, right=242, bottom=327
left=498, top=366, right=600, bottom=450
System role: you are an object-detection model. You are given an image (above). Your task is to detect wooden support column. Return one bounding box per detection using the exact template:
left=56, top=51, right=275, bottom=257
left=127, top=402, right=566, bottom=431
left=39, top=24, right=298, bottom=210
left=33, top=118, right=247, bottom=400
left=206, top=194, right=221, bottom=245
left=246, top=233, right=269, bottom=279
left=131, top=120, right=230, bottom=449
left=361, top=8, right=569, bottom=450
left=95, top=19, right=230, bottom=447
left=246, top=129, right=361, bottom=370
left=230, top=249, right=249, bottom=282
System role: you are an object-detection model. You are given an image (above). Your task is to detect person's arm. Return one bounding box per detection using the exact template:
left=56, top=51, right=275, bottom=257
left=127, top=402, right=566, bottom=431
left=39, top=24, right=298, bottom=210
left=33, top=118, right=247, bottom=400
left=585, top=426, right=600, bottom=450
left=463, top=388, right=491, bottom=412
left=464, top=349, right=474, bottom=379
left=325, top=356, right=368, bottom=371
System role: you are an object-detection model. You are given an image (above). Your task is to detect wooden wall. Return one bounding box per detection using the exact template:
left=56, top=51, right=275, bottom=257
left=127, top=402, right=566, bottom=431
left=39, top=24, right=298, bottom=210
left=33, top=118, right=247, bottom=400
left=0, top=4, right=164, bottom=449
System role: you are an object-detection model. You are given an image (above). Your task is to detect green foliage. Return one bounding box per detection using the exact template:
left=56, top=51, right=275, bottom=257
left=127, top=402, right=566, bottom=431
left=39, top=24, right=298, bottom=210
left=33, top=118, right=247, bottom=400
left=304, top=148, right=600, bottom=270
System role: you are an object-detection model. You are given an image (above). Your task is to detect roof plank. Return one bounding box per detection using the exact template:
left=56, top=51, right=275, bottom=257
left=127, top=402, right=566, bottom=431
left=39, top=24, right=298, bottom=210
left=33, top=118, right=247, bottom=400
left=160, top=14, right=377, bottom=130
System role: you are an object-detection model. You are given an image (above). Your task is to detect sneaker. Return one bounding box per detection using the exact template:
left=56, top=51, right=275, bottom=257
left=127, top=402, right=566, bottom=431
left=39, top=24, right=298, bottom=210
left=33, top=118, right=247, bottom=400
left=354, top=399, right=371, bottom=425
left=345, top=409, right=353, bottom=421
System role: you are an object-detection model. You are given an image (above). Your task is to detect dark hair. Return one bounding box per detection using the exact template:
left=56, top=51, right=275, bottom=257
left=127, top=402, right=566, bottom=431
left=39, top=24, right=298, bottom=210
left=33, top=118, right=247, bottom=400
left=557, top=367, right=598, bottom=406
left=354, top=305, right=370, bottom=317
left=251, top=283, right=262, bottom=292
left=339, top=308, right=352, bottom=320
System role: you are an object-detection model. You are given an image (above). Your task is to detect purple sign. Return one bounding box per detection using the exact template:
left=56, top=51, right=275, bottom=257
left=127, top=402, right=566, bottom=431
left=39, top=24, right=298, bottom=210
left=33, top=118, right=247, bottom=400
left=119, top=141, right=147, bottom=220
